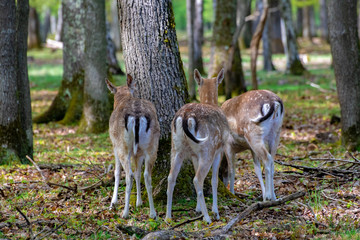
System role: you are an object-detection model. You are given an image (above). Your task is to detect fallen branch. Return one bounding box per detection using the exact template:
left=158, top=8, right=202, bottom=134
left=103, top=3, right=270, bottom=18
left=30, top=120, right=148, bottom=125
left=15, top=206, right=33, bottom=239
left=26, top=155, right=48, bottom=184
left=169, top=215, right=203, bottom=230
left=117, top=224, right=150, bottom=238
left=141, top=191, right=305, bottom=239
left=216, top=191, right=306, bottom=234
left=275, top=160, right=360, bottom=178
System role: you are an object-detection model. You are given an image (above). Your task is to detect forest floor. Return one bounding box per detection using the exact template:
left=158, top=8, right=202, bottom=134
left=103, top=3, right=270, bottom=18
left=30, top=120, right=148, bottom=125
left=1, top=38, right=360, bottom=239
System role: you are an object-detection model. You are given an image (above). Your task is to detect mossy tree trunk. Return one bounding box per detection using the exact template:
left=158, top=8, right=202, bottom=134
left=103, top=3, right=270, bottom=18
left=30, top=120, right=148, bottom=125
left=78, top=0, right=111, bottom=133
left=210, top=0, right=245, bottom=98
left=279, top=0, right=306, bottom=75
left=0, top=0, right=33, bottom=164
left=33, top=0, right=85, bottom=125
left=328, top=0, right=360, bottom=150
left=118, top=0, right=231, bottom=203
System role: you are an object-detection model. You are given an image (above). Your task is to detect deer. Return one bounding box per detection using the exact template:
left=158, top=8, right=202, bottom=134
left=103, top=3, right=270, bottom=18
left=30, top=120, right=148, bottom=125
left=221, top=89, right=284, bottom=201
left=106, top=74, right=160, bottom=219
left=166, top=69, right=234, bottom=224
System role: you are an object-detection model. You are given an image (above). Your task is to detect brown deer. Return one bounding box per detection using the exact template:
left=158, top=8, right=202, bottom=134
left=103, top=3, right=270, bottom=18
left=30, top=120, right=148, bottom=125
left=106, top=75, right=160, bottom=219
left=166, top=69, right=233, bottom=224
left=221, top=90, right=284, bottom=201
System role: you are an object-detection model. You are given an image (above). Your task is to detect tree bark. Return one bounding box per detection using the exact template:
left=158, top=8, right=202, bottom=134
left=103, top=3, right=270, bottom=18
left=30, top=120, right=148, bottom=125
left=268, top=0, right=284, bottom=54
left=279, top=0, right=306, bottom=75
left=33, top=0, right=86, bottom=124
left=0, top=0, right=32, bottom=163
left=28, top=7, right=42, bottom=49
left=302, top=6, right=311, bottom=40
left=194, top=0, right=205, bottom=74
left=328, top=0, right=360, bottom=150
left=187, top=0, right=196, bottom=99
left=79, top=0, right=111, bottom=133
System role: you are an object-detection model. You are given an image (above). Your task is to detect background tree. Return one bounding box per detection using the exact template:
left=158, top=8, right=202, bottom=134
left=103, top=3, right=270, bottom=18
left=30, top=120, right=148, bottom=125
left=187, top=0, right=196, bottom=99
left=78, top=0, right=110, bottom=133
left=0, top=0, right=33, bottom=163
left=261, top=0, right=276, bottom=71
left=28, top=7, right=42, bottom=49
left=319, top=0, right=328, bottom=41
left=110, top=0, right=121, bottom=50
left=33, top=0, right=86, bottom=124
left=328, top=0, right=360, bottom=150
left=279, top=0, right=306, bottom=75
left=210, top=0, right=245, bottom=98
left=194, top=0, right=205, bottom=74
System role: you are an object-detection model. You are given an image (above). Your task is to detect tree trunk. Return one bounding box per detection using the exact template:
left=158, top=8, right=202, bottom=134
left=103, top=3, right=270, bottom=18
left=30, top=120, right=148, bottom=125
left=320, top=0, right=328, bottom=41
left=41, top=8, right=51, bottom=43
left=50, top=14, right=56, bottom=34
left=33, top=0, right=85, bottom=124
left=262, top=0, right=275, bottom=71
left=328, top=0, right=360, bottom=150
left=0, top=0, right=32, bottom=163
left=210, top=0, right=245, bottom=98
left=55, top=5, right=62, bottom=42
left=110, top=0, right=121, bottom=50
left=296, top=7, right=303, bottom=37
left=279, top=0, right=306, bottom=75
left=358, top=0, right=360, bottom=40
left=28, top=7, right=42, bottom=49
left=79, top=0, right=111, bottom=133
left=250, top=0, right=269, bottom=90
left=268, top=0, right=283, bottom=53
left=194, top=0, right=205, bottom=74
left=106, top=22, right=124, bottom=75
left=187, top=0, right=196, bottom=99
left=119, top=0, right=226, bottom=203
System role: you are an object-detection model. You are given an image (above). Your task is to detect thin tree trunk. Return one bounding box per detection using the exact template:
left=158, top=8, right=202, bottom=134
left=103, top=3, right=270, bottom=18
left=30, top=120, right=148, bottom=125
left=79, top=0, right=110, bottom=133
left=0, top=0, right=32, bottom=163
left=55, top=5, right=62, bottom=42
left=279, top=0, right=306, bottom=75
left=296, top=7, right=303, bottom=37
left=28, top=7, right=42, bottom=49
left=194, top=0, right=205, bottom=74
left=320, top=0, right=328, bottom=41
left=187, top=0, right=196, bottom=99
left=262, top=0, right=275, bottom=71
left=328, top=0, right=360, bottom=150
left=106, top=22, right=124, bottom=75
left=33, top=0, right=85, bottom=124
left=110, top=0, right=121, bottom=50
left=41, top=8, right=51, bottom=43
left=250, top=0, right=269, bottom=90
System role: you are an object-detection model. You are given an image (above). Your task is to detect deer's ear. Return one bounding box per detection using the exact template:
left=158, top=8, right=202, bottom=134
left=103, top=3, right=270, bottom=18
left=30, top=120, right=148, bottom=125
left=105, top=78, right=117, bottom=94
left=217, top=68, right=225, bottom=85
left=194, top=69, right=203, bottom=86
left=127, top=74, right=136, bottom=96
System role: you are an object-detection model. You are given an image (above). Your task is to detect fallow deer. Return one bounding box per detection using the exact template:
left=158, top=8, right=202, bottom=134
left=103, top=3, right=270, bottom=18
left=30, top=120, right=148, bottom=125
left=166, top=69, right=233, bottom=224
left=106, top=75, right=160, bottom=219
left=221, top=90, right=284, bottom=201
